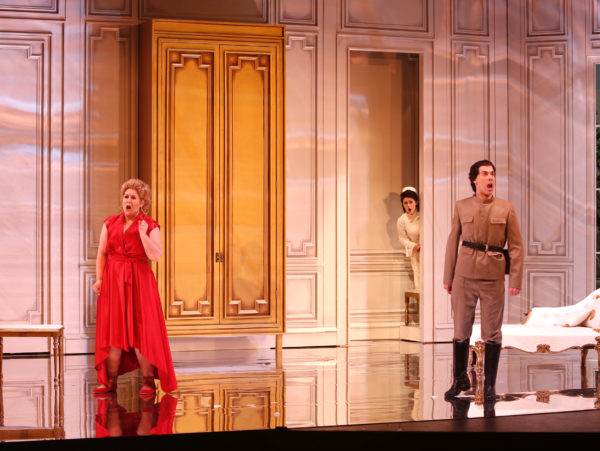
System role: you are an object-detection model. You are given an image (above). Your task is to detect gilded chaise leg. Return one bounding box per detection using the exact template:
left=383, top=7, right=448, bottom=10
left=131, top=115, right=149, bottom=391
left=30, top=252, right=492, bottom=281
left=581, top=347, right=589, bottom=369
left=581, top=347, right=590, bottom=389
left=595, top=337, right=600, bottom=394
left=474, top=341, right=485, bottom=374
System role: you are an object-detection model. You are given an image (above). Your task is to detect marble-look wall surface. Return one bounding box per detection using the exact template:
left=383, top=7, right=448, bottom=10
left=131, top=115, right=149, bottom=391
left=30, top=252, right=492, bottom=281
left=0, top=0, right=596, bottom=351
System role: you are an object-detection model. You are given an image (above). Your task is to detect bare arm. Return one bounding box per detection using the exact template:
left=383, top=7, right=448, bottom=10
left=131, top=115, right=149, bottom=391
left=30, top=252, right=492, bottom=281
left=93, top=225, right=108, bottom=294
left=139, top=220, right=162, bottom=262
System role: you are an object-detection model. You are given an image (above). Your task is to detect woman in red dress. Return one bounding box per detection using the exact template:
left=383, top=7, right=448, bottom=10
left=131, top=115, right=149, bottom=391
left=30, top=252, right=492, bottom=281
left=92, top=179, right=177, bottom=395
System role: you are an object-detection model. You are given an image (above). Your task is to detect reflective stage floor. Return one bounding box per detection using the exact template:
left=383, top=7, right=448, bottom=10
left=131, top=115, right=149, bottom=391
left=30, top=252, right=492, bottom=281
left=1, top=340, right=599, bottom=442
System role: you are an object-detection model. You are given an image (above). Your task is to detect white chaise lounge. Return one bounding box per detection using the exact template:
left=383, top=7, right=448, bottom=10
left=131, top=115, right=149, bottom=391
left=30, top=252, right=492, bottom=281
left=469, top=289, right=600, bottom=373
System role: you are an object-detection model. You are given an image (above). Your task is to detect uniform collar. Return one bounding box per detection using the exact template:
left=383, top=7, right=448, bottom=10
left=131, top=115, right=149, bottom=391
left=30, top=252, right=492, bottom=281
left=473, top=194, right=494, bottom=204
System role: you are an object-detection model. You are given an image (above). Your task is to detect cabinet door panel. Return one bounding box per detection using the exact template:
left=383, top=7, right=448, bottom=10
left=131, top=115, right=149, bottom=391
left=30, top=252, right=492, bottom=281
left=222, top=47, right=277, bottom=322
left=159, top=42, right=220, bottom=324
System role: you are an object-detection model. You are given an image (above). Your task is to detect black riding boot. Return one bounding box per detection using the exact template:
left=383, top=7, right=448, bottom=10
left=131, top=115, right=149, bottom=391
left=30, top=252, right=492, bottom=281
left=484, top=342, right=502, bottom=401
left=447, top=396, right=471, bottom=419
left=483, top=399, right=496, bottom=418
left=444, top=339, right=471, bottom=399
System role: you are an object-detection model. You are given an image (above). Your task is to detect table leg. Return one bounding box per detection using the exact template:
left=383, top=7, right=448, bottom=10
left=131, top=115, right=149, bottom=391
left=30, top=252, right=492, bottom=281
left=59, top=332, right=64, bottom=383
left=276, top=334, right=282, bottom=369
left=52, top=336, right=59, bottom=386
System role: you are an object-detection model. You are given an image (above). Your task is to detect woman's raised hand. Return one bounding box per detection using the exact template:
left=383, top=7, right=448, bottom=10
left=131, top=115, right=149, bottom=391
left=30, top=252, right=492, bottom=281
left=139, top=219, right=148, bottom=236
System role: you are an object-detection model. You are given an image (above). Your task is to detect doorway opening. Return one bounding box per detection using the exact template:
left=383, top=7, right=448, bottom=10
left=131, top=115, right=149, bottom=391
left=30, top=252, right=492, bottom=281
left=347, top=51, right=421, bottom=341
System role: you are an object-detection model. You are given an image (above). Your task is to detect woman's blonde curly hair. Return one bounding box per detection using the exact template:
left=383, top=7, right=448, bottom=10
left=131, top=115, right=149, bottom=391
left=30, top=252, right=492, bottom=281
left=120, top=178, right=152, bottom=215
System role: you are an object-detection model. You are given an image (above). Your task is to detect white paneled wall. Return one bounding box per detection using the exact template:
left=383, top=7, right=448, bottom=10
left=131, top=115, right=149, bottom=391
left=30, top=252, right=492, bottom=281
left=0, top=0, right=595, bottom=350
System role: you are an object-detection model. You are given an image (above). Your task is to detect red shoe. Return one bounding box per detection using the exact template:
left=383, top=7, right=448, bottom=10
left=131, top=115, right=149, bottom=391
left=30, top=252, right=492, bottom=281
left=139, top=377, right=156, bottom=396
left=93, top=376, right=117, bottom=394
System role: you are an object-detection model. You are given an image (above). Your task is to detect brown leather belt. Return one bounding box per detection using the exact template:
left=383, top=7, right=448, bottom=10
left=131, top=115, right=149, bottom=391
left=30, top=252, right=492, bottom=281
left=461, top=240, right=504, bottom=253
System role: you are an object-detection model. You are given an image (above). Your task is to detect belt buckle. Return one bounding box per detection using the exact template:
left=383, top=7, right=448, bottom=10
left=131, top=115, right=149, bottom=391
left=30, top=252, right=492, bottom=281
left=484, top=244, right=489, bottom=252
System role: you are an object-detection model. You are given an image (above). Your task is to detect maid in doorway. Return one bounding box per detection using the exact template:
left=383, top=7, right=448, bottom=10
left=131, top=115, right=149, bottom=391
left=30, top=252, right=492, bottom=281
left=396, top=186, right=421, bottom=291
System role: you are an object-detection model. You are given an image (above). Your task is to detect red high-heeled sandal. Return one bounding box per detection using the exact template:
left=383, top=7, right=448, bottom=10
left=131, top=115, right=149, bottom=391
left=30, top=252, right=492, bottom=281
left=93, top=376, right=117, bottom=394
left=139, top=377, right=156, bottom=396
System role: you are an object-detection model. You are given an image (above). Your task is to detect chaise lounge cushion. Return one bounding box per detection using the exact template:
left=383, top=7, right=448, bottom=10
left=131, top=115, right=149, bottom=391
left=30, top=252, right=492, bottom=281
left=523, top=288, right=600, bottom=327
left=582, top=294, right=600, bottom=329
left=470, top=324, right=600, bottom=353
left=524, top=306, right=592, bottom=327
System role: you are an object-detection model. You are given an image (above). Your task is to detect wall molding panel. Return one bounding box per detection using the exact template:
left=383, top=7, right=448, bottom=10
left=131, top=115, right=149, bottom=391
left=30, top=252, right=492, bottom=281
left=525, top=42, right=570, bottom=257
left=277, top=0, right=316, bottom=26
left=452, top=0, right=489, bottom=37
left=592, top=0, right=600, bottom=34
left=86, top=0, right=133, bottom=17
left=0, top=37, right=46, bottom=325
left=524, top=267, right=572, bottom=313
left=83, top=22, right=136, bottom=262
left=527, top=0, right=567, bottom=37
left=285, top=271, right=320, bottom=324
left=83, top=270, right=97, bottom=330
left=285, top=33, right=318, bottom=258
left=139, top=0, right=269, bottom=23
left=280, top=1, right=328, bottom=347
left=341, top=0, right=432, bottom=36
left=0, top=0, right=63, bottom=18
left=451, top=42, right=491, bottom=204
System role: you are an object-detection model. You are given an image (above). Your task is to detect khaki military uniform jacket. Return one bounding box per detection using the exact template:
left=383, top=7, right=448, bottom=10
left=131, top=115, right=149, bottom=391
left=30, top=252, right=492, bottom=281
left=443, top=196, right=524, bottom=290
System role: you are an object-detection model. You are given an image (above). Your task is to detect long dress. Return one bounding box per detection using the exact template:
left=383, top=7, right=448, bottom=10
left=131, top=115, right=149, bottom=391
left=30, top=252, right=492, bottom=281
left=95, top=212, right=177, bottom=393
left=397, top=212, right=421, bottom=291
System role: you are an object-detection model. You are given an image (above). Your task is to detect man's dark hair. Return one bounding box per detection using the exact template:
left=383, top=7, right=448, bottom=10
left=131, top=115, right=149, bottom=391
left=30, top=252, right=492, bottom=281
left=469, top=160, right=496, bottom=192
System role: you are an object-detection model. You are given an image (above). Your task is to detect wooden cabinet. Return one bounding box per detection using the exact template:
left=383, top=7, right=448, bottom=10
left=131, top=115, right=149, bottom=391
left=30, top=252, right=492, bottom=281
left=139, top=20, right=285, bottom=337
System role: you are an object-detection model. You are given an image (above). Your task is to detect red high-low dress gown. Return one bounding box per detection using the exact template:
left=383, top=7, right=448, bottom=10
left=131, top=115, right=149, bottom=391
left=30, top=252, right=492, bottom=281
left=95, top=212, right=177, bottom=393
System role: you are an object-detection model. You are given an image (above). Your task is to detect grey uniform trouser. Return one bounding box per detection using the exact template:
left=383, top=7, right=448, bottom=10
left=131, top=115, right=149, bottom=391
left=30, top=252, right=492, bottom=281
left=451, top=275, right=505, bottom=344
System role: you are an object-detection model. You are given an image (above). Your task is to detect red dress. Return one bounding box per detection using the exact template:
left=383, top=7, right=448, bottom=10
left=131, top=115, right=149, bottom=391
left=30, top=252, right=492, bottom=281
left=95, top=212, right=177, bottom=392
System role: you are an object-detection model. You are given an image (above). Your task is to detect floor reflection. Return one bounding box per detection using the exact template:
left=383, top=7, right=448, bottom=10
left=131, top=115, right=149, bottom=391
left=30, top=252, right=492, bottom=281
left=95, top=393, right=177, bottom=437
left=0, top=340, right=598, bottom=441
left=165, top=371, right=284, bottom=433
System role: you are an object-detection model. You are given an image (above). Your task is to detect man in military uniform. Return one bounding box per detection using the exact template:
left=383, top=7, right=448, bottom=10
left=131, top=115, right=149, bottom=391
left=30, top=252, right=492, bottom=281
left=443, top=160, right=523, bottom=401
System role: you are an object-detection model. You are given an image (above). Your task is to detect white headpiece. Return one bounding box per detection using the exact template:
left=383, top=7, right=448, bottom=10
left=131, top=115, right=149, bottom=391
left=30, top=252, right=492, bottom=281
left=402, top=186, right=418, bottom=194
